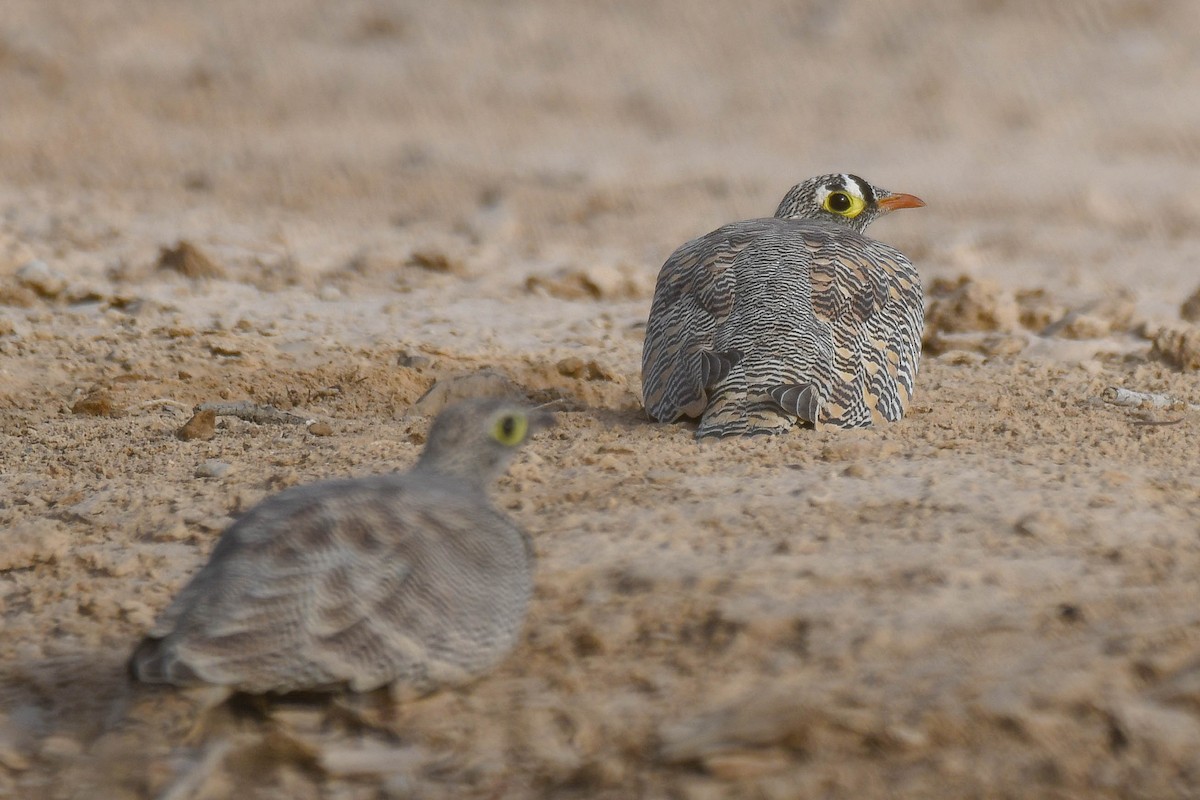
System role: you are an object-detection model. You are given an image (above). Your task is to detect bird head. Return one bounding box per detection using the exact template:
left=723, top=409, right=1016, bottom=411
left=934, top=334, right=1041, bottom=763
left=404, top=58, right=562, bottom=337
left=774, top=173, right=925, bottom=233
left=415, top=398, right=555, bottom=487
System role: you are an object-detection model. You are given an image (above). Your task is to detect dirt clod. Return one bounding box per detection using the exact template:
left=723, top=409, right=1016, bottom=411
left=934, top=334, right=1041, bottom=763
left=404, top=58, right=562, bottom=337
left=1182, top=286, right=1200, bottom=323
left=178, top=409, right=218, bottom=440
left=1150, top=324, right=1200, bottom=372
left=925, top=276, right=1020, bottom=338
left=158, top=240, right=225, bottom=279
left=71, top=389, right=122, bottom=417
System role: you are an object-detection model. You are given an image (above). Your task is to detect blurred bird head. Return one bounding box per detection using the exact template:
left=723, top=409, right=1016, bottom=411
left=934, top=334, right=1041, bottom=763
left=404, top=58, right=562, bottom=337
left=416, top=397, right=555, bottom=487
left=774, top=173, right=924, bottom=233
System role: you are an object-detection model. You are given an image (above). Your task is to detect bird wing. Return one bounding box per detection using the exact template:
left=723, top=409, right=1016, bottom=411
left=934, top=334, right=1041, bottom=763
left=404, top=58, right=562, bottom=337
left=139, top=476, right=445, bottom=691
left=641, top=218, right=787, bottom=422
left=690, top=221, right=922, bottom=435
left=807, top=234, right=923, bottom=425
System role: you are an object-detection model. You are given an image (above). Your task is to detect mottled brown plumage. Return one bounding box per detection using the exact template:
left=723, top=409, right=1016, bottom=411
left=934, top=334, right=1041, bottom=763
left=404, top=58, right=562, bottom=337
left=129, top=398, right=552, bottom=695
left=641, top=174, right=925, bottom=438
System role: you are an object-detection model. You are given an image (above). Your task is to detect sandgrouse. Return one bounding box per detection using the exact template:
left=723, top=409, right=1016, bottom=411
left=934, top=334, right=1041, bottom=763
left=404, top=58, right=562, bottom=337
left=130, top=398, right=552, bottom=695
left=642, top=173, right=925, bottom=438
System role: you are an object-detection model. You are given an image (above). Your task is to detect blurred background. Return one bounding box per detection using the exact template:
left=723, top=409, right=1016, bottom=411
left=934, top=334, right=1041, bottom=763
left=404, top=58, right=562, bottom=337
left=2, top=0, right=1198, bottom=314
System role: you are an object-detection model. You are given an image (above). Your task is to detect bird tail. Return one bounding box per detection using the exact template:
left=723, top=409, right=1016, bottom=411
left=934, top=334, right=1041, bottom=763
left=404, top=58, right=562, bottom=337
left=696, top=396, right=798, bottom=438
left=128, top=636, right=168, bottom=683
left=127, top=636, right=203, bottom=686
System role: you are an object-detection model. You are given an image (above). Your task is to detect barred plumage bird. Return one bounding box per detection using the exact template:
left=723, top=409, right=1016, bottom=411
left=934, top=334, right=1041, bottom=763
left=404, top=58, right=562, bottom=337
left=129, top=398, right=553, bottom=695
left=641, top=174, right=925, bottom=438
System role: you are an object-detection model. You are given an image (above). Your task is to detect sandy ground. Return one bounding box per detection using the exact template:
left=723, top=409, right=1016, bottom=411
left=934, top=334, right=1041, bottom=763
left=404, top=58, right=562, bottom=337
left=3, top=1, right=1200, bottom=797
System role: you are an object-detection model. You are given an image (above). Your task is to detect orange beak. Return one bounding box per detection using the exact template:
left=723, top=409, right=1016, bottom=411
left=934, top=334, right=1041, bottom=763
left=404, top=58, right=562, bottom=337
left=876, top=192, right=926, bottom=212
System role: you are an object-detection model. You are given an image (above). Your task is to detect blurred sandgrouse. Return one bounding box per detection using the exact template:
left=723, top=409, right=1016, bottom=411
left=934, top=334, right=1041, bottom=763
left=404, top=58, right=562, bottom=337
left=641, top=173, right=925, bottom=438
left=130, top=398, right=552, bottom=695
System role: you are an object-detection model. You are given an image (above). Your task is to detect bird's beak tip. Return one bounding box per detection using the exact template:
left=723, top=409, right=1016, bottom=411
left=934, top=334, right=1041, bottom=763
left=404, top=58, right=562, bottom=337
left=878, top=192, right=926, bottom=212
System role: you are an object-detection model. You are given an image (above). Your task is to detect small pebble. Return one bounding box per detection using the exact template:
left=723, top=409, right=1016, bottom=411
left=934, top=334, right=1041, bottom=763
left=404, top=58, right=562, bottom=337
left=157, top=240, right=225, bottom=278
left=556, top=356, right=614, bottom=380
left=407, top=249, right=464, bottom=274
left=557, top=356, right=586, bottom=376
left=195, top=460, right=231, bottom=479
left=15, top=260, right=67, bottom=298
left=71, top=390, right=122, bottom=417
left=398, top=352, right=432, bottom=369
left=177, top=409, right=217, bottom=441
left=1182, top=285, right=1200, bottom=323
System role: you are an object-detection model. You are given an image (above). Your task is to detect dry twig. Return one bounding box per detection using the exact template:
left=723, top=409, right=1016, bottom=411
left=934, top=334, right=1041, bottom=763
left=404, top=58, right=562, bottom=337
left=1101, top=386, right=1199, bottom=412
left=196, top=401, right=313, bottom=426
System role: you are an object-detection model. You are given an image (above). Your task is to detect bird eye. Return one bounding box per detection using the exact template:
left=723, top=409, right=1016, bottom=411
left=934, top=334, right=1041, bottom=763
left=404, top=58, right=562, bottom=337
left=490, top=412, right=528, bottom=446
left=822, top=191, right=866, bottom=218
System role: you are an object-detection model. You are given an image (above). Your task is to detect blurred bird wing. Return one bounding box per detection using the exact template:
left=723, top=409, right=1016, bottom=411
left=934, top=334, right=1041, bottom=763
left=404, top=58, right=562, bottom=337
left=146, top=479, right=433, bottom=686
left=642, top=218, right=785, bottom=421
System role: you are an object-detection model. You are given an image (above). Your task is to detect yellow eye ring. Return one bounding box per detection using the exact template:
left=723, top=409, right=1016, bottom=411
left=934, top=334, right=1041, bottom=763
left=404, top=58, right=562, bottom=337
left=822, top=190, right=866, bottom=219
left=490, top=412, right=529, bottom=446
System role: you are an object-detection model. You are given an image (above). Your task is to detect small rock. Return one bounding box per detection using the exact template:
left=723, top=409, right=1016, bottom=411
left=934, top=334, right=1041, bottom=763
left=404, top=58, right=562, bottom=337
left=842, top=462, right=873, bottom=479
left=407, top=249, right=463, bottom=274
left=556, top=356, right=615, bottom=381
left=157, top=240, right=225, bottom=279
left=0, top=284, right=38, bottom=308
left=307, top=421, right=333, bottom=437
left=936, top=349, right=985, bottom=366
left=397, top=352, right=432, bottom=369
left=557, top=356, right=586, bottom=377
left=208, top=341, right=243, bottom=357
left=16, top=260, right=67, bottom=298
left=177, top=409, right=217, bottom=441
left=924, top=275, right=1019, bottom=339
left=981, top=334, right=1027, bottom=357
left=71, top=389, right=122, bottom=417
left=1150, top=324, right=1200, bottom=372
left=526, top=263, right=647, bottom=301
left=183, top=170, right=212, bottom=191
left=1014, top=511, right=1067, bottom=540
left=576, top=264, right=634, bottom=299
left=195, top=459, right=231, bottom=479
left=1016, top=288, right=1068, bottom=332
left=1182, top=285, right=1200, bottom=323
left=1059, top=313, right=1111, bottom=340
